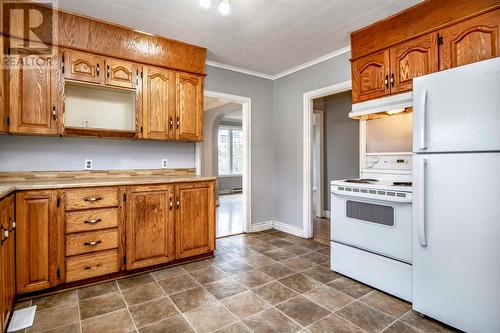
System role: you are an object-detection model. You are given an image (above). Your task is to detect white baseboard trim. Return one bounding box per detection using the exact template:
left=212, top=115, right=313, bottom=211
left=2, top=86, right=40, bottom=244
left=250, top=221, right=273, bottom=233
left=273, top=221, right=306, bottom=238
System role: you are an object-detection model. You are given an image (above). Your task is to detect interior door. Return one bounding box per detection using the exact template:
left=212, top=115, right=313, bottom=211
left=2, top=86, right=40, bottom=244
left=9, top=54, right=60, bottom=135
left=142, top=66, right=176, bottom=140
left=389, top=33, right=438, bottom=94
left=351, top=50, right=391, bottom=103
left=16, top=190, right=61, bottom=293
left=413, top=57, right=500, bottom=153
left=176, top=73, right=203, bottom=141
left=175, top=181, right=215, bottom=259
left=439, top=10, right=500, bottom=71
left=126, top=185, right=175, bottom=270
left=412, top=153, right=500, bottom=333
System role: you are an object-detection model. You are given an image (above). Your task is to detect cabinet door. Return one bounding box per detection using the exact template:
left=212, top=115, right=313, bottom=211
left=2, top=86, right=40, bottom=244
left=64, top=50, right=104, bottom=84
left=16, top=190, right=62, bottom=293
left=142, top=67, right=176, bottom=140
left=439, top=10, right=500, bottom=71
left=175, top=181, right=215, bottom=259
left=390, top=33, right=439, bottom=94
left=352, top=50, right=391, bottom=103
left=0, top=37, right=5, bottom=133
left=105, top=58, right=137, bottom=89
left=1, top=195, right=15, bottom=326
left=176, top=73, right=203, bottom=141
left=9, top=55, right=60, bottom=135
left=126, top=185, right=175, bottom=270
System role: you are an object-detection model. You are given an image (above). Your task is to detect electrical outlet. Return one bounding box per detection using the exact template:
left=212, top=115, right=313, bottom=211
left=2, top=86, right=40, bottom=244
left=161, top=159, right=168, bottom=168
left=84, top=159, right=93, bottom=170
left=82, top=119, right=91, bottom=128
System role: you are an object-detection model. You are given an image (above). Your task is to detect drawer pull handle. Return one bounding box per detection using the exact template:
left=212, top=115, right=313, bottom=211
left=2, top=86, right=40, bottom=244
left=84, top=219, right=102, bottom=224
left=84, top=263, right=102, bottom=270
left=84, top=240, right=102, bottom=246
left=84, top=197, right=102, bottom=202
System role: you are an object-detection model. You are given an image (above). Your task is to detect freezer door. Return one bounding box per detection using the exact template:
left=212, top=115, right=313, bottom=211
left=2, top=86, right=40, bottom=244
left=413, top=57, right=500, bottom=153
left=412, top=153, right=500, bottom=332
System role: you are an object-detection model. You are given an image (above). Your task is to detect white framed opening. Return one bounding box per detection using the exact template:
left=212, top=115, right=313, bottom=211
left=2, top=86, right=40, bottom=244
left=302, top=80, right=352, bottom=238
left=196, top=90, right=251, bottom=235
left=312, top=110, right=324, bottom=218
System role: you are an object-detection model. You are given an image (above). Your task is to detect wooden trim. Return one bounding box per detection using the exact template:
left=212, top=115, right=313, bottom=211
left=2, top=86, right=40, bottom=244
left=63, top=126, right=137, bottom=139
left=2, top=3, right=206, bottom=75
left=350, top=0, right=500, bottom=60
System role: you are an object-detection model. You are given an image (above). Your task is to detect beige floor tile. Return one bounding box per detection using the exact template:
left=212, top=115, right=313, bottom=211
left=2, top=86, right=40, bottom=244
left=27, top=305, right=79, bottom=332
left=400, top=310, right=456, bottom=333
left=189, top=266, right=228, bottom=285
left=184, top=302, right=237, bottom=333
left=327, top=277, right=373, bottom=299
left=360, top=291, right=411, bottom=318
left=282, top=256, right=317, bottom=271
left=252, top=281, right=298, bottom=305
left=181, top=259, right=215, bottom=272
left=256, top=263, right=296, bottom=279
left=78, top=281, right=119, bottom=301
left=32, top=291, right=77, bottom=311
left=336, top=301, right=395, bottom=333
left=157, top=274, right=199, bottom=295
left=81, top=308, right=135, bottom=333
left=233, top=270, right=273, bottom=288
left=217, top=260, right=254, bottom=275
left=214, top=322, right=251, bottom=333
left=138, top=314, right=194, bottom=333
left=121, top=282, right=164, bottom=305
left=261, top=249, right=296, bottom=261
left=303, top=285, right=353, bottom=312
left=384, top=321, right=422, bottom=333
left=117, top=273, right=155, bottom=290
left=243, top=308, right=301, bottom=333
left=129, top=297, right=179, bottom=328
left=39, top=322, right=81, bottom=333
left=302, top=266, right=340, bottom=284
left=278, top=273, right=322, bottom=294
left=169, top=286, right=216, bottom=313
left=275, top=295, right=330, bottom=327
left=221, top=291, right=269, bottom=319
left=79, top=292, right=126, bottom=320
left=204, top=278, right=247, bottom=300
left=151, top=266, right=185, bottom=281
left=307, top=314, right=363, bottom=333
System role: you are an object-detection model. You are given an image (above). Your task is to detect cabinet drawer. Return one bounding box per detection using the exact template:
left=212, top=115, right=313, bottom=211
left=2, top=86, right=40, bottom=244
left=65, top=187, right=118, bottom=211
left=66, top=208, right=118, bottom=233
left=65, top=229, right=118, bottom=256
left=65, top=249, right=119, bottom=282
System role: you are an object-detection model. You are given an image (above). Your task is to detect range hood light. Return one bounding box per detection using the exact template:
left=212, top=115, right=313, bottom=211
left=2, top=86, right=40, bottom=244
left=349, top=92, right=413, bottom=119
left=386, top=108, right=406, bottom=115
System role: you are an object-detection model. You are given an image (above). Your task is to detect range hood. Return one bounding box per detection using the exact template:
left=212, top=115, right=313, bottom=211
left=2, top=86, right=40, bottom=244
left=349, top=92, right=413, bottom=119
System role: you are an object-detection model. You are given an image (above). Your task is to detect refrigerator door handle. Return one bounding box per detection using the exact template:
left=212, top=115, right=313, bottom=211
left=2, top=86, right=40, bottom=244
left=418, top=157, right=428, bottom=247
left=418, top=89, right=428, bottom=150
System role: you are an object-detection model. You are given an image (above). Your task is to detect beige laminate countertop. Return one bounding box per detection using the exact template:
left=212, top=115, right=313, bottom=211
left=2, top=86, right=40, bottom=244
left=0, top=175, right=216, bottom=199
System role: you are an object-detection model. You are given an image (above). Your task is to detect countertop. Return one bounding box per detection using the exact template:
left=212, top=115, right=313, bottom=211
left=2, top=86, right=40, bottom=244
left=0, top=175, right=217, bottom=199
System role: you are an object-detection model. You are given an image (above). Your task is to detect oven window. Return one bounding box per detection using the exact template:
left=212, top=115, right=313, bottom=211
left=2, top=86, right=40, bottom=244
left=346, top=200, right=394, bottom=226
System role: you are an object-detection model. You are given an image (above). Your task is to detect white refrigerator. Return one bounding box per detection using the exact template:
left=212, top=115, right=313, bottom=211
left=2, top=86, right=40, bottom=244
left=412, top=57, right=500, bottom=333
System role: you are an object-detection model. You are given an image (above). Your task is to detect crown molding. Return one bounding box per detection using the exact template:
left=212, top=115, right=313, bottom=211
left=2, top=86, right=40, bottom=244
left=205, top=45, right=351, bottom=81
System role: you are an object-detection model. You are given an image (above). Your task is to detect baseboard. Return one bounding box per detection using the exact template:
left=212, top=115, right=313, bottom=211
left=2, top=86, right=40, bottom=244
left=273, top=221, right=306, bottom=238
left=250, top=221, right=273, bottom=233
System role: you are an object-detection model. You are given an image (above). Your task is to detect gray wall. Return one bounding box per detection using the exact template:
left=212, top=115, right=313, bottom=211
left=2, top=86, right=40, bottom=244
left=273, top=52, right=351, bottom=228
left=204, top=65, right=274, bottom=226
left=322, top=91, right=359, bottom=211
left=0, top=135, right=195, bottom=171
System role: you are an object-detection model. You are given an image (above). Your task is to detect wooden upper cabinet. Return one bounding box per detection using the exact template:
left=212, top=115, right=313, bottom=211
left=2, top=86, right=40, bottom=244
left=126, top=185, right=175, bottom=270
left=389, top=33, right=439, bottom=94
left=439, top=10, right=500, bottom=70
left=9, top=54, right=61, bottom=135
left=142, top=66, right=176, bottom=140
left=176, top=73, right=203, bottom=141
left=105, top=59, right=137, bottom=89
left=352, top=50, right=391, bottom=103
left=175, top=181, right=215, bottom=259
left=16, top=190, right=62, bottom=294
left=64, top=50, right=104, bottom=84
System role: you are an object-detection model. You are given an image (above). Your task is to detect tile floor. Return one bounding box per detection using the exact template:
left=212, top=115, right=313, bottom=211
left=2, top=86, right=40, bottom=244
left=217, top=194, right=243, bottom=238
left=13, top=230, right=456, bottom=333
left=312, top=217, right=330, bottom=246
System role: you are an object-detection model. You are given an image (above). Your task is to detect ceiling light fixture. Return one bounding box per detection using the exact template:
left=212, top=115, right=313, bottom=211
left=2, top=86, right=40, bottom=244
left=199, top=0, right=211, bottom=9
left=218, top=0, right=231, bottom=16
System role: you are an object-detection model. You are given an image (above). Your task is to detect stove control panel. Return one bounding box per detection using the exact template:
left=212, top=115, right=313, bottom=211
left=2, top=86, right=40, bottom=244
left=365, top=155, right=412, bottom=170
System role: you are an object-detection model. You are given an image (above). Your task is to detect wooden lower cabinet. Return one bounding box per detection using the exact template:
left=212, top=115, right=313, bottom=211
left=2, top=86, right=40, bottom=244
left=176, top=181, right=216, bottom=259
left=16, top=190, right=63, bottom=294
left=1, top=194, right=15, bottom=331
left=126, top=185, right=175, bottom=270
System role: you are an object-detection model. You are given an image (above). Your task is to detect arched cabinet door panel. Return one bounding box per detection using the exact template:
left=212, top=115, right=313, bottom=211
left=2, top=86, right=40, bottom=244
left=352, top=50, right=390, bottom=103
left=64, top=50, right=104, bottom=84
left=439, top=10, right=500, bottom=71
left=176, top=72, right=203, bottom=141
left=390, top=33, right=439, bottom=94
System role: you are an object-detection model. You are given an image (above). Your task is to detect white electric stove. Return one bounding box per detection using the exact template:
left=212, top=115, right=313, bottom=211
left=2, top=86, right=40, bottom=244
left=330, top=154, right=413, bottom=301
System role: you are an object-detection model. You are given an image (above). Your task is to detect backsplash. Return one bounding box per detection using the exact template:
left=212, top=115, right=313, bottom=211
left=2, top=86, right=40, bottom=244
left=0, top=136, right=196, bottom=172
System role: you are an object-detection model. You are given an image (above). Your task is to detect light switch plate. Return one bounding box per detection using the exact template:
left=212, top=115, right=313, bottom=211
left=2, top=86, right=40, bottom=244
left=84, top=159, right=93, bottom=170
left=161, top=159, right=168, bottom=168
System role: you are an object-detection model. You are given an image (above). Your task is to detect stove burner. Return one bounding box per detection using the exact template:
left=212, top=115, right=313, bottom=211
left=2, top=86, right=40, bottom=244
left=393, top=182, right=412, bottom=186
left=344, top=179, right=378, bottom=184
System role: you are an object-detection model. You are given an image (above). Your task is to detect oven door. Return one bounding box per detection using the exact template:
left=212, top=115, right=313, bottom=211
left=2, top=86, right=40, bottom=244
left=331, top=193, right=412, bottom=263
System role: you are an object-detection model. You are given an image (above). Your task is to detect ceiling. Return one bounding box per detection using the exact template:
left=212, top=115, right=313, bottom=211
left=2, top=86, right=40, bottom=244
left=57, top=0, right=421, bottom=77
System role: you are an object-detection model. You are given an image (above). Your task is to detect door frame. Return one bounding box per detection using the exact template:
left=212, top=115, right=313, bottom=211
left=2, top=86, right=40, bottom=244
left=312, top=110, right=324, bottom=218
left=196, top=90, right=252, bottom=234
left=302, top=80, right=351, bottom=238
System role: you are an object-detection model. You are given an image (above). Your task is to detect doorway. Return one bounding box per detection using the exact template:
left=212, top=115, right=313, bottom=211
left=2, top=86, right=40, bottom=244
left=196, top=91, right=251, bottom=238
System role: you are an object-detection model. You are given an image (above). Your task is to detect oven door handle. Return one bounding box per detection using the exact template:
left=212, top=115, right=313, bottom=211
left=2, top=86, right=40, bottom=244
left=417, top=157, right=428, bottom=247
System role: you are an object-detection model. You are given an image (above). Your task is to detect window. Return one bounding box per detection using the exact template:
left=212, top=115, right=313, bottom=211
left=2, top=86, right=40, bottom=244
left=218, top=126, right=243, bottom=175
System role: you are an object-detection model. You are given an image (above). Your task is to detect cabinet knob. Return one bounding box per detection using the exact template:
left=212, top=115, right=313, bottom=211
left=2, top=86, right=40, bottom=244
left=169, top=197, right=173, bottom=210
left=176, top=199, right=180, bottom=209
left=176, top=117, right=180, bottom=129
left=385, top=75, right=389, bottom=88
left=390, top=73, right=394, bottom=87
left=52, top=106, right=56, bottom=120
left=96, top=64, right=100, bottom=76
